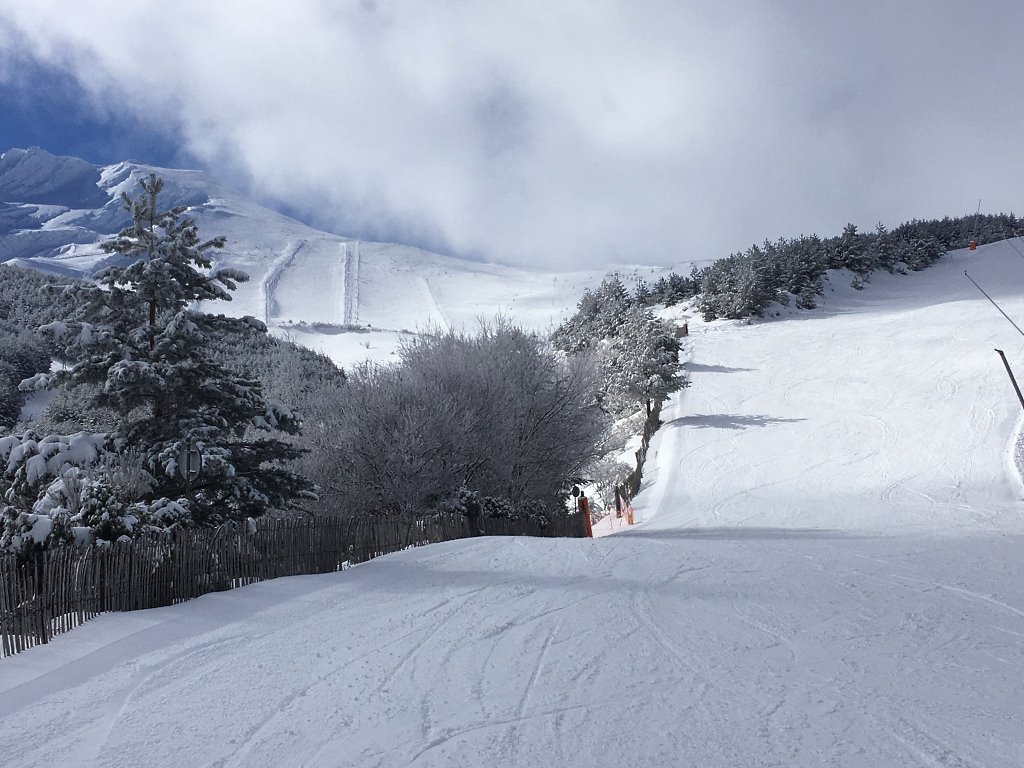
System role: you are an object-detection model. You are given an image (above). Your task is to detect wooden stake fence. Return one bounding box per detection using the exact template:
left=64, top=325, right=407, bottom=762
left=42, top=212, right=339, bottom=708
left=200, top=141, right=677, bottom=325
left=622, top=398, right=664, bottom=501
left=0, top=510, right=585, bottom=659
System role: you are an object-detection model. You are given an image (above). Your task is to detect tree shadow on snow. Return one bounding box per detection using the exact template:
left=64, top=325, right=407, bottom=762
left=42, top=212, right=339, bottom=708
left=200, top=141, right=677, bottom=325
left=348, top=528, right=873, bottom=600
left=683, top=363, right=755, bottom=374
left=622, top=527, right=867, bottom=542
left=664, top=414, right=806, bottom=430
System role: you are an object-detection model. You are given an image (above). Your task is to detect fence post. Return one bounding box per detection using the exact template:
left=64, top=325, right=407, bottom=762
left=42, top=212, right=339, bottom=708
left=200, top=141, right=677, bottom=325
left=37, top=552, right=50, bottom=644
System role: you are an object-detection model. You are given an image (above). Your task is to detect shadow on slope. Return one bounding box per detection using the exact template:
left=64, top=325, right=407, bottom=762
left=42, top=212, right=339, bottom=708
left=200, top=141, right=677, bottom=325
left=623, top=527, right=866, bottom=541
left=664, top=414, right=806, bottom=430
left=684, top=363, right=755, bottom=374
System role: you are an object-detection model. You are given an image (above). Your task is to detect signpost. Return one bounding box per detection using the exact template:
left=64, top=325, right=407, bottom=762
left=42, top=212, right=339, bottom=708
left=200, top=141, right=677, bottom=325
left=177, top=438, right=203, bottom=496
left=571, top=485, right=592, bottom=537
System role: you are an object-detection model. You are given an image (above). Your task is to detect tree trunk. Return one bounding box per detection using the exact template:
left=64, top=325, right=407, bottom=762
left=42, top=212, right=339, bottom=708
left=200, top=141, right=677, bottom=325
left=149, top=297, right=157, bottom=351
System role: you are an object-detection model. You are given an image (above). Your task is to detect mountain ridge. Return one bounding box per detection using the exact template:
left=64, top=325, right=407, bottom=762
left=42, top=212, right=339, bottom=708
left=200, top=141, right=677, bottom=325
left=0, top=147, right=668, bottom=366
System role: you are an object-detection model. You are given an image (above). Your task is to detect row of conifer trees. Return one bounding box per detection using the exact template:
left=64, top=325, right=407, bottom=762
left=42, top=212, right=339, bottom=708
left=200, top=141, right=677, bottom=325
left=641, top=213, right=1022, bottom=319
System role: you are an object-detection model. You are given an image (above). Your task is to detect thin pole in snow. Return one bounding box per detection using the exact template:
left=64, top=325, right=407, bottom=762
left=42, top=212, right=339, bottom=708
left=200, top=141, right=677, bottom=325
left=1003, top=236, right=1024, bottom=263
left=995, top=349, right=1024, bottom=413
left=965, top=271, right=1024, bottom=338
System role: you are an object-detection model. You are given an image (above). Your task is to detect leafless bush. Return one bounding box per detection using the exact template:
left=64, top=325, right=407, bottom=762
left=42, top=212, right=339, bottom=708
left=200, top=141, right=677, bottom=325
left=312, top=319, right=604, bottom=516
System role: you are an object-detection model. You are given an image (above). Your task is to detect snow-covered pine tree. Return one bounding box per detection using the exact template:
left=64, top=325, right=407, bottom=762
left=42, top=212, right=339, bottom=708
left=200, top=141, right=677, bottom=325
left=904, top=236, right=944, bottom=270
left=732, top=246, right=779, bottom=316
left=794, top=235, right=827, bottom=307
left=552, top=277, right=633, bottom=354
left=870, top=223, right=898, bottom=273
left=830, top=223, right=875, bottom=285
left=604, top=304, right=683, bottom=417
left=14, top=173, right=310, bottom=534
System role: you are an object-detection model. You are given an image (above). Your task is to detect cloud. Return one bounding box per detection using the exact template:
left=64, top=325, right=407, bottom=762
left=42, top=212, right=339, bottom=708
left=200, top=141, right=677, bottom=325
left=1, top=0, right=1022, bottom=269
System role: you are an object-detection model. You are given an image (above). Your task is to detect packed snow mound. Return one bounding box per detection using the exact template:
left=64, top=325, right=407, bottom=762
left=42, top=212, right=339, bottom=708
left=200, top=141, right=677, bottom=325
left=0, top=147, right=671, bottom=368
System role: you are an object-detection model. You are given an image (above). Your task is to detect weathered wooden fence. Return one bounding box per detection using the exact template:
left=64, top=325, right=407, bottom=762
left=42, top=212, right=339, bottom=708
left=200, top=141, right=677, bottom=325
left=0, top=511, right=585, bottom=658
left=622, top=398, right=664, bottom=501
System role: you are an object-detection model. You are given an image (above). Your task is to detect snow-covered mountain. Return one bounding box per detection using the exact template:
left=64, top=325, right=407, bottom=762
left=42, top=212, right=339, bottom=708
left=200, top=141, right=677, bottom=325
left=0, top=147, right=671, bottom=366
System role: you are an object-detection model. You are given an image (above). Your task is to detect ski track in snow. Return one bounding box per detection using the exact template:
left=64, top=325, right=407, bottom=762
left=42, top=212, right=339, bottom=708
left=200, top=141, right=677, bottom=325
left=4, top=242, right=1024, bottom=766
left=260, top=240, right=305, bottom=325
left=339, top=239, right=360, bottom=326
left=420, top=275, right=452, bottom=330
left=347, top=239, right=360, bottom=325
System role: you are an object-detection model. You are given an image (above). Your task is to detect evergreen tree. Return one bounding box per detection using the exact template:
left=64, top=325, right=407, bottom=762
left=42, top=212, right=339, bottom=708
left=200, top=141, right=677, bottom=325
left=603, top=304, right=683, bottom=417
left=646, top=270, right=702, bottom=307
left=775, top=235, right=826, bottom=308
left=830, top=223, right=875, bottom=280
left=634, top=279, right=652, bottom=305
left=870, top=223, right=898, bottom=273
left=12, top=174, right=310, bottom=537
left=551, top=276, right=633, bottom=353
left=735, top=246, right=779, bottom=316
left=904, top=236, right=944, bottom=270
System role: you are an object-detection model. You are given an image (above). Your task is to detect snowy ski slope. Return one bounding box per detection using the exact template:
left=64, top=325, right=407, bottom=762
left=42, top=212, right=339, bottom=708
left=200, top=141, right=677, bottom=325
left=642, top=238, right=1024, bottom=533
left=2, top=242, right=1024, bottom=767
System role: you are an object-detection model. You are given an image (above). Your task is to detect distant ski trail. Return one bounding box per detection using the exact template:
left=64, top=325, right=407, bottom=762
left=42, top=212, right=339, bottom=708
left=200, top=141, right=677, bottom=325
left=341, top=239, right=359, bottom=326
left=338, top=241, right=349, bottom=324
left=421, top=276, right=451, bottom=329
left=351, top=240, right=360, bottom=324
left=261, top=240, right=305, bottom=325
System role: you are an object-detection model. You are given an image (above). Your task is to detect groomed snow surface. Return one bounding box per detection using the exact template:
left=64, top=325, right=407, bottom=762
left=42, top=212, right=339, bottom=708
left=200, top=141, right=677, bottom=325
left=3, top=241, right=1024, bottom=767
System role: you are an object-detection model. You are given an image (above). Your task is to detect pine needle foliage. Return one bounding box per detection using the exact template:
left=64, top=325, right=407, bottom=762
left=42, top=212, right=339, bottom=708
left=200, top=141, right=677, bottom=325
left=9, top=174, right=311, bottom=539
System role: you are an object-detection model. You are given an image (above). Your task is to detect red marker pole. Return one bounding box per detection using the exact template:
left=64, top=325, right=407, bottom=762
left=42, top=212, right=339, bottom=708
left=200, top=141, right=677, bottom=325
left=580, top=495, right=593, bottom=538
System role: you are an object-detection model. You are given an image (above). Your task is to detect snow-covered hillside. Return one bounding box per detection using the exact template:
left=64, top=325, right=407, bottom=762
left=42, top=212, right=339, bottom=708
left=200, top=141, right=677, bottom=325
left=642, top=237, right=1024, bottom=533
left=2, top=240, right=1023, bottom=767
left=0, top=147, right=670, bottom=366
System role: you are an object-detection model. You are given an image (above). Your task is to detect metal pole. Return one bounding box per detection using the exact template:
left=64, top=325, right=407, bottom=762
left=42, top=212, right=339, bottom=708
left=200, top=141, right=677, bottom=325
left=995, top=349, right=1024, bottom=413
left=184, top=436, right=192, bottom=498
left=1004, top=236, right=1024, bottom=263
left=965, top=272, right=1024, bottom=338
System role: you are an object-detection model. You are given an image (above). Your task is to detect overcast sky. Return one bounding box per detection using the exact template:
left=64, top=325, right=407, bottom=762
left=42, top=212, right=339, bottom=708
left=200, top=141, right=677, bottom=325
left=0, top=1, right=1022, bottom=269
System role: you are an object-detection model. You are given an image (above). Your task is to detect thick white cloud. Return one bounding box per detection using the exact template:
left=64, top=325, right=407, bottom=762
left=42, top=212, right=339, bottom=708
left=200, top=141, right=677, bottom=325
left=1, top=0, right=1022, bottom=268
